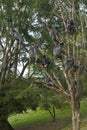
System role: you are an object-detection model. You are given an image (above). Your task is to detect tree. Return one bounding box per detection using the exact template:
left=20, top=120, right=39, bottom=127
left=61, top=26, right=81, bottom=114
left=34, top=0, right=87, bottom=130
left=0, top=1, right=40, bottom=130
left=40, top=88, right=69, bottom=122
left=0, top=0, right=87, bottom=130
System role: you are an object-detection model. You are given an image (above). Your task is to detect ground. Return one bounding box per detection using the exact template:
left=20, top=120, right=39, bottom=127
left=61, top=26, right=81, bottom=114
left=10, top=100, right=87, bottom=130
left=15, top=118, right=71, bottom=130
left=15, top=119, right=87, bottom=130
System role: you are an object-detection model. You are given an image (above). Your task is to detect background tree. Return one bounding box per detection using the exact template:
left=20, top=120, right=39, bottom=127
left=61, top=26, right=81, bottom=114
left=40, top=88, right=69, bottom=122
left=0, top=0, right=41, bottom=130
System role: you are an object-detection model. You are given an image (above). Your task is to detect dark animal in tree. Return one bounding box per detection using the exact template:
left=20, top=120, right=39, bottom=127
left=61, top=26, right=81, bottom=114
left=65, top=19, right=77, bottom=34
left=63, top=59, right=74, bottom=72
left=12, top=28, right=23, bottom=43
left=29, top=46, right=38, bottom=62
left=42, top=55, right=50, bottom=68
left=79, top=65, right=85, bottom=75
left=50, top=27, right=58, bottom=42
left=53, top=42, right=64, bottom=59
left=45, top=74, right=54, bottom=86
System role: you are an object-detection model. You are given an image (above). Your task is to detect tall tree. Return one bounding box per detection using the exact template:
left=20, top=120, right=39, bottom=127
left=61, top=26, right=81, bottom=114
left=34, top=0, right=87, bottom=130
left=0, top=0, right=40, bottom=130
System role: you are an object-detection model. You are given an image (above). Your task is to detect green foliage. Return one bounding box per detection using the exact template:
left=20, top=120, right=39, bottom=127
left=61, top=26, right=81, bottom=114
left=22, top=87, right=40, bottom=110
left=36, top=0, right=54, bottom=18
left=40, top=88, right=70, bottom=110
left=0, top=1, right=87, bottom=129
left=0, top=86, right=26, bottom=120
left=0, top=77, right=40, bottom=120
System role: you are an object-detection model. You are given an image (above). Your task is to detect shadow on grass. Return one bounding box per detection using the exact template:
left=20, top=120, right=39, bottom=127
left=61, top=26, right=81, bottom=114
left=15, top=117, right=72, bottom=130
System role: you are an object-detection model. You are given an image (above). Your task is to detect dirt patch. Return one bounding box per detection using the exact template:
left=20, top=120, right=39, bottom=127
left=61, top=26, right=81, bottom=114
left=15, top=118, right=71, bottom=130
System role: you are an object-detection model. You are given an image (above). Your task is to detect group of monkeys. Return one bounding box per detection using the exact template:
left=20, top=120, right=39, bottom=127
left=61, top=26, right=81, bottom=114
left=50, top=19, right=77, bottom=43
left=11, top=19, right=83, bottom=108
left=47, top=19, right=78, bottom=72
left=49, top=19, right=84, bottom=74
left=11, top=19, right=84, bottom=86
left=41, top=19, right=84, bottom=86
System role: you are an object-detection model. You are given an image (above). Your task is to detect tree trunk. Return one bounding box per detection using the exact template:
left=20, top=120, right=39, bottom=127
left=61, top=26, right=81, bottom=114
left=71, top=98, right=80, bottom=130
left=0, top=119, right=14, bottom=130
left=48, top=106, right=56, bottom=122
left=52, top=105, right=56, bottom=122
left=14, top=42, right=19, bottom=78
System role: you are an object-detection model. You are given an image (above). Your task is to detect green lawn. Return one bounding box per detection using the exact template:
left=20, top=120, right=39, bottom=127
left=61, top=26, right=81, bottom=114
left=8, top=108, right=71, bottom=129
left=8, top=99, right=87, bottom=129
left=8, top=109, right=53, bottom=128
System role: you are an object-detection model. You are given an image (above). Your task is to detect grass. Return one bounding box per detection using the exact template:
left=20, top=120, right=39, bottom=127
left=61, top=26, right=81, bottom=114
left=8, top=99, right=87, bottom=130
left=8, top=110, right=51, bottom=128
left=8, top=108, right=71, bottom=129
